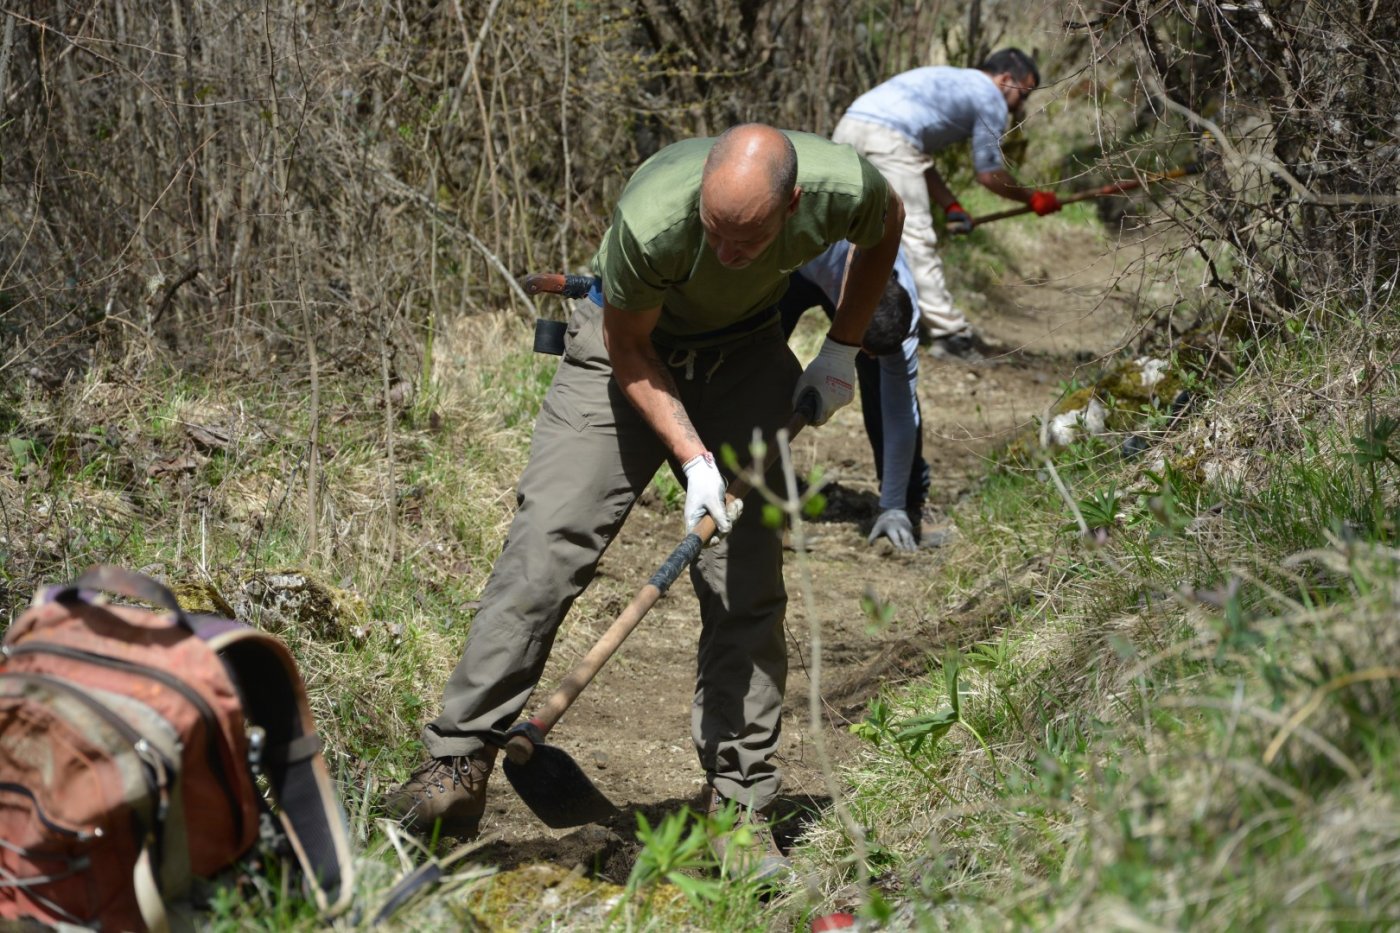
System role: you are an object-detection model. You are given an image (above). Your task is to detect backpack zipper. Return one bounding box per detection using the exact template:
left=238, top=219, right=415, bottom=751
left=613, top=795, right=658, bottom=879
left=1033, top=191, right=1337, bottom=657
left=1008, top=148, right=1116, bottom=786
left=6, top=642, right=247, bottom=841
left=3, top=672, right=167, bottom=840
left=0, top=781, right=93, bottom=841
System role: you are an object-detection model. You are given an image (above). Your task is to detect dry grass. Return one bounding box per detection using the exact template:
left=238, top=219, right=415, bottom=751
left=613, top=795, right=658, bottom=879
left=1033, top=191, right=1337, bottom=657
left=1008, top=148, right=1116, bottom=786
left=795, top=310, right=1400, bottom=927
left=3, top=0, right=1397, bottom=926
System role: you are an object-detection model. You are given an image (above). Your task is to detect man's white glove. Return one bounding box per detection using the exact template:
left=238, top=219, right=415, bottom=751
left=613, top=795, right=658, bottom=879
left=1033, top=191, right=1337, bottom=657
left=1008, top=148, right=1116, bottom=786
left=793, top=336, right=859, bottom=426
left=682, top=451, right=741, bottom=539
left=868, top=508, right=917, bottom=552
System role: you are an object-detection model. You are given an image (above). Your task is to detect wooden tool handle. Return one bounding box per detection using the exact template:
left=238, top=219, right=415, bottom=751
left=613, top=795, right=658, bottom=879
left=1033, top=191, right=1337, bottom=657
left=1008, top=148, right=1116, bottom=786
left=522, top=273, right=593, bottom=298
left=947, top=164, right=1200, bottom=233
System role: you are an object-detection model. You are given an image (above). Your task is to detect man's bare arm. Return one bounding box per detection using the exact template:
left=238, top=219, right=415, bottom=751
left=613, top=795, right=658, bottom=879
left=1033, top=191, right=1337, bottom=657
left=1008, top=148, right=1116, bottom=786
left=831, top=189, right=906, bottom=344
left=923, top=165, right=958, bottom=213
left=602, top=302, right=706, bottom=463
left=976, top=168, right=1037, bottom=204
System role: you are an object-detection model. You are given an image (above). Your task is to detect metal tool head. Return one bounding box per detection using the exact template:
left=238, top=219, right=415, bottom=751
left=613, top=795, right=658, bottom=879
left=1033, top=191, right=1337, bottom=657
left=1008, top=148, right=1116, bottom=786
left=502, top=742, right=621, bottom=828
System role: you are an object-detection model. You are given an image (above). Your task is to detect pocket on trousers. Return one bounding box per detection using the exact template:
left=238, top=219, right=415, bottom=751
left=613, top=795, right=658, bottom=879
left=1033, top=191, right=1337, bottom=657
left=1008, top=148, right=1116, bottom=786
left=563, top=303, right=604, bottom=365
left=538, top=354, right=626, bottom=433
left=539, top=390, right=586, bottom=433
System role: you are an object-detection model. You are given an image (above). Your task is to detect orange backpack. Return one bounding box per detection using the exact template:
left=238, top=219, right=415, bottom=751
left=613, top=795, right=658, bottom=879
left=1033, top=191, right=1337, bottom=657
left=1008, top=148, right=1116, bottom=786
left=0, top=566, right=355, bottom=931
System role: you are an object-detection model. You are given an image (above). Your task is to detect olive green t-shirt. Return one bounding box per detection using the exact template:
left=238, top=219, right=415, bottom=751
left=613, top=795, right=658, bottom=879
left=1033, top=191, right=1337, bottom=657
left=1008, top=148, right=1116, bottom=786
left=590, top=131, right=891, bottom=345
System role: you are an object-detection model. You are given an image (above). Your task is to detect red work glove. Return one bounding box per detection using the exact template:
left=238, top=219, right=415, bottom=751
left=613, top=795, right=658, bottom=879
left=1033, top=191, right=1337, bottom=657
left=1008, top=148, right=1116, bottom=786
left=944, top=202, right=973, bottom=234
left=1028, top=190, right=1061, bottom=216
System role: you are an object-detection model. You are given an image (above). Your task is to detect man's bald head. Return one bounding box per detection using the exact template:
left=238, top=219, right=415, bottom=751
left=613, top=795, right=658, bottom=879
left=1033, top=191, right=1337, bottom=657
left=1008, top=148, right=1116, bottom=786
left=702, top=124, right=798, bottom=212
left=698, top=124, right=801, bottom=268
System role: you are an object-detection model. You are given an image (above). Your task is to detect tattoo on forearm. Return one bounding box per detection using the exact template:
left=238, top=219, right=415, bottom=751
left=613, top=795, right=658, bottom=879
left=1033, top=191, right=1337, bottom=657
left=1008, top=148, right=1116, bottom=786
left=638, top=343, right=700, bottom=448
left=669, top=395, right=701, bottom=447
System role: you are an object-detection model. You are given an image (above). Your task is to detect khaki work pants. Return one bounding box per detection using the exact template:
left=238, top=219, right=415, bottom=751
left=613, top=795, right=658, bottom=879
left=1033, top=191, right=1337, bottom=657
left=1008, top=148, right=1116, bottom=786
left=833, top=116, right=969, bottom=339
left=424, top=298, right=802, bottom=809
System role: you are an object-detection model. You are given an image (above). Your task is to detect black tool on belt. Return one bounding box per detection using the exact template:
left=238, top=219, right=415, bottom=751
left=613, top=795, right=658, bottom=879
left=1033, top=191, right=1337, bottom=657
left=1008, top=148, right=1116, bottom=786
left=524, top=272, right=780, bottom=356
left=523, top=273, right=593, bottom=356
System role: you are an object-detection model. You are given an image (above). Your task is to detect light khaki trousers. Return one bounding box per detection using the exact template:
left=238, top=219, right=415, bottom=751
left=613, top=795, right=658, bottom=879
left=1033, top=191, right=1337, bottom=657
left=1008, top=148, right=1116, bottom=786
left=833, top=115, right=969, bottom=338
left=424, top=299, right=801, bottom=809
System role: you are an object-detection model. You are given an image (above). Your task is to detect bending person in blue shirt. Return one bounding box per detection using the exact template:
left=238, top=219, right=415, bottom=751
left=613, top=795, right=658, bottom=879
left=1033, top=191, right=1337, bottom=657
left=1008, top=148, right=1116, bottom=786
left=835, top=48, right=1059, bottom=359
left=779, top=243, right=930, bottom=551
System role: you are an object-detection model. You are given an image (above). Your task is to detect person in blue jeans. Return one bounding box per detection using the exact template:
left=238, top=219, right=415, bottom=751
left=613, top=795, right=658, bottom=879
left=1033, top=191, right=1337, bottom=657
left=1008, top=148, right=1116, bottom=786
left=778, top=242, right=931, bottom=550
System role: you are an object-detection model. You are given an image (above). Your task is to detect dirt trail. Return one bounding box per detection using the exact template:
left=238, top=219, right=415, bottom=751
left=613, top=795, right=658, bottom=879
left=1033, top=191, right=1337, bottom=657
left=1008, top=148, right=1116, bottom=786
left=462, top=222, right=1148, bottom=878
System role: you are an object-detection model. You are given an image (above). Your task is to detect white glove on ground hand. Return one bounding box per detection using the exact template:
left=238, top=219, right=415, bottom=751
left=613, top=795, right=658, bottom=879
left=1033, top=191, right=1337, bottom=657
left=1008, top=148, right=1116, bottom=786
left=793, top=337, right=859, bottom=426
left=682, top=451, right=737, bottom=537
left=868, top=508, right=917, bottom=552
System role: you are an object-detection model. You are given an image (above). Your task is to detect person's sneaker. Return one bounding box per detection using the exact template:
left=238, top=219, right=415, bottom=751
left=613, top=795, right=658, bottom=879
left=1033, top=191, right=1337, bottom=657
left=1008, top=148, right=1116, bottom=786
left=385, top=749, right=496, bottom=839
left=927, top=331, right=983, bottom=361
left=701, top=785, right=792, bottom=884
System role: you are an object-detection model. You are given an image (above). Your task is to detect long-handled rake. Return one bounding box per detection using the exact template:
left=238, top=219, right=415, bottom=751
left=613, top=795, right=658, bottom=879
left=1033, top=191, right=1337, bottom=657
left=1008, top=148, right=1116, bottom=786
left=949, top=163, right=1199, bottom=233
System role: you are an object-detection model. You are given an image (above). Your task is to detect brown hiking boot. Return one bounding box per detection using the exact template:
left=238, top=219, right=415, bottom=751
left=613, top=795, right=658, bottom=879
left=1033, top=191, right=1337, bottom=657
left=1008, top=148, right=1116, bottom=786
left=701, top=785, right=792, bottom=884
left=385, top=749, right=496, bottom=839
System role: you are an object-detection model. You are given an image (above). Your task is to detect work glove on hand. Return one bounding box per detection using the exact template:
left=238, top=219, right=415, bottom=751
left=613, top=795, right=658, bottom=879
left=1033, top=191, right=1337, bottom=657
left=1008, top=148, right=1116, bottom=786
left=793, top=337, right=859, bottom=426
left=1028, top=190, right=1062, bottom=216
left=944, top=202, right=973, bottom=234
left=868, top=508, right=917, bottom=552
left=682, top=451, right=741, bottom=540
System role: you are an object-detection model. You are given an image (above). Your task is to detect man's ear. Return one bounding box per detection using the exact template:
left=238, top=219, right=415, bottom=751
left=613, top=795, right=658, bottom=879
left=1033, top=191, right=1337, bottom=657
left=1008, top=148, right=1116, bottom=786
left=787, top=186, right=803, bottom=217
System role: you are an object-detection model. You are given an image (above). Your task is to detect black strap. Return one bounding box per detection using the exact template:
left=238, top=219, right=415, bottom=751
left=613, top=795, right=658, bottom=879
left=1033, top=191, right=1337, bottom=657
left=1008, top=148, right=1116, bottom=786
left=215, top=634, right=353, bottom=917
left=371, top=862, right=444, bottom=926
left=263, top=734, right=323, bottom=767
left=66, top=566, right=193, bottom=632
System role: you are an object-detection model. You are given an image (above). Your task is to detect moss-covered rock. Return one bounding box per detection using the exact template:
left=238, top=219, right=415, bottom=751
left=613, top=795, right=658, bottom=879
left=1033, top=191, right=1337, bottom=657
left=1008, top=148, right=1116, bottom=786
left=467, top=862, right=692, bottom=930
left=998, top=355, right=1187, bottom=465
left=170, top=579, right=237, bottom=618
left=1099, top=356, right=1185, bottom=423
left=235, top=568, right=367, bottom=640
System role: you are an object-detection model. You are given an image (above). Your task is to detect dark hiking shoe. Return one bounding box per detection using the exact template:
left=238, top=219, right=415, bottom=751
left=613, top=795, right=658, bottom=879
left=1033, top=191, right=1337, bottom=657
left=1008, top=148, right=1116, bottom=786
left=927, top=331, right=983, bottom=361
left=930, top=330, right=1008, bottom=362
left=702, top=785, right=792, bottom=884
left=385, top=749, right=496, bottom=839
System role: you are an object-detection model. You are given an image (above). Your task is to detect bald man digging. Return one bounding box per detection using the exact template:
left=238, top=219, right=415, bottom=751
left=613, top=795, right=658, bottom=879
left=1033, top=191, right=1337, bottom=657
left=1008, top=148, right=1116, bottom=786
left=387, top=124, right=903, bottom=879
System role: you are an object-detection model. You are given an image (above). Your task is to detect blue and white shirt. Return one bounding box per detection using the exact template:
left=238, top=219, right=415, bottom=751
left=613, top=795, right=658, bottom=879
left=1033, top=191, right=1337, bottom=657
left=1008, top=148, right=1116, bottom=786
left=844, top=66, right=1009, bottom=173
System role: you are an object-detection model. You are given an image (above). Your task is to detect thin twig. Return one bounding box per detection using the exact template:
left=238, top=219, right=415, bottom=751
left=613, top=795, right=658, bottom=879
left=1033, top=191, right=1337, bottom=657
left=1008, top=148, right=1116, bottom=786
left=375, top=170, right=534, bottom=316
left=262, top=0, right=319, bottom=559
left=1146, top=79, right=1400, bottom=207
left=379, top=299, right=401, bottom=573
left=150, top=263, right=199, bottom=324
left=558, top=0, right=572, bottom=270
left=449, top=0, right=503, bottom=127
left=775, top=428, right=873, bottom=906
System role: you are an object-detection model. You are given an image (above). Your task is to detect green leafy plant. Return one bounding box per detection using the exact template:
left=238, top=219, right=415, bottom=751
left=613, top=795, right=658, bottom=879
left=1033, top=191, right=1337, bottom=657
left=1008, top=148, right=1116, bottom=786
left=859, top=587, right=897, bottom=631
left=851, top=651, right=998, bottom=796
left=625, top=807, right=723, bottom=905
left=1346, top=412, right=1400, bottom=471
left=1067, top=484, right=1121, bottom=538
left=8, top=437, right=39, bottom=477
left=1130, top=464, right=1194, bottom=537
left=1346, top=411, right=1400, bottom=539
left=893, top=652, right=991, bottom=760
left=849, top=696, right=895, bottom=747
left=648, top=466, right=685, bottom=512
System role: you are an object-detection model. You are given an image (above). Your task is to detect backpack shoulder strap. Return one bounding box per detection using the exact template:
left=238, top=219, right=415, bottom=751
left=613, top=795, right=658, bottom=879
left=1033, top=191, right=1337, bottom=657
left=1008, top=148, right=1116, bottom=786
left=205, top=628, right=355, bottom=918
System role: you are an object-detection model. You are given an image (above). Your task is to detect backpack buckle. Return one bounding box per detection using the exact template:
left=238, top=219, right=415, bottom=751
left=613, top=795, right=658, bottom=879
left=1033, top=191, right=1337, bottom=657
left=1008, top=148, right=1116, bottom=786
left=247, top=726, right=267, bottom=775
